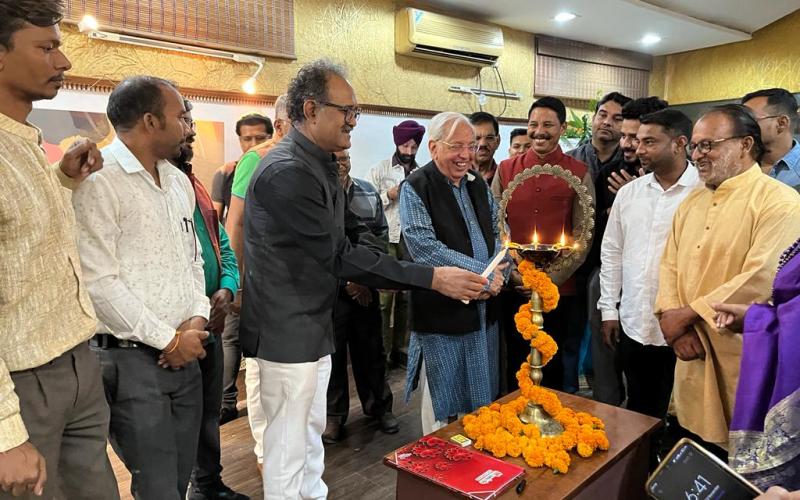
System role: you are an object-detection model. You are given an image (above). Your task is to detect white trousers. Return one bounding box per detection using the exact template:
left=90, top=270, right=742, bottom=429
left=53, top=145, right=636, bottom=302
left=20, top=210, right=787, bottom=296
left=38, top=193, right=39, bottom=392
left=245, top=357, right=265, bottom=463
left=420, top=361, right=449, bottom=435
left=257, top=355, right=331, bottom=500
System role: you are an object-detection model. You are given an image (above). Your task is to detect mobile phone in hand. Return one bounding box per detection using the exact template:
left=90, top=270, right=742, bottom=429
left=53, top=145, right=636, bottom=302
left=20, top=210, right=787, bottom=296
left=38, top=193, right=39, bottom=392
left=646, top=438, right=761, bottom=500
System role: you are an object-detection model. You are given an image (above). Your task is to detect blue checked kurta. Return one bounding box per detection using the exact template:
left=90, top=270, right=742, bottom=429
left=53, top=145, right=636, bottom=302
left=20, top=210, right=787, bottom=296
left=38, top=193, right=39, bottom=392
left=400, top=172, right=508, bottom=421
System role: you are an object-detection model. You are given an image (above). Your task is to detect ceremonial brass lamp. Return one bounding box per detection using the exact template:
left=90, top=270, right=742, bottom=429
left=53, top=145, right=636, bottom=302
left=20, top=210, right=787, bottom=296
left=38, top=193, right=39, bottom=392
left=497, top=164, right=595, bottom=437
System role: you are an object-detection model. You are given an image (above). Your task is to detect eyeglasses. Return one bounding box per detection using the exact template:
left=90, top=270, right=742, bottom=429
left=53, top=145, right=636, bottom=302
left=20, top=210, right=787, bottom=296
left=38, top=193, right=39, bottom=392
left=439, top=141, right=480, bottom=153
left=316, top=101, right=362, bottom=122
left=688, top=136, right=745, bottom=155
left=756, top=114, right=783, bottom=121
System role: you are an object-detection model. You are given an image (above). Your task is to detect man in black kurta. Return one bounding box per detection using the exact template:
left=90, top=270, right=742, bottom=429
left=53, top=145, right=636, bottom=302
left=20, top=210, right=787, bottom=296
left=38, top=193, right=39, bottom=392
left=239, top=59, right=486, bottom=499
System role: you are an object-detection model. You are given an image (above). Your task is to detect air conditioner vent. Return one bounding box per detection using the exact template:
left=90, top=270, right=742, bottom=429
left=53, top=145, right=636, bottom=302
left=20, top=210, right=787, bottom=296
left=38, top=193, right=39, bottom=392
left=395, top=8, right=504, bottom=67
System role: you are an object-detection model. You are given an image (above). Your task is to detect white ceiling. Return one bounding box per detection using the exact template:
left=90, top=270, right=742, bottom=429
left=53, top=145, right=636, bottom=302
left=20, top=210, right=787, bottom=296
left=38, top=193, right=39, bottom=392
left=419, top=0, right=800, bottom=55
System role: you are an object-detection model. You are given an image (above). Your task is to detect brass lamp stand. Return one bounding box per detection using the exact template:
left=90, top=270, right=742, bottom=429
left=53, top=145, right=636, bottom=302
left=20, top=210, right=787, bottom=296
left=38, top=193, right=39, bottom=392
left=498, top=164, right=595, bottom=438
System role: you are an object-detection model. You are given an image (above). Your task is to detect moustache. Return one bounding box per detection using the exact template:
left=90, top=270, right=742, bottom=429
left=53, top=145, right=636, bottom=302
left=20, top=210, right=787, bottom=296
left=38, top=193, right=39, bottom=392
left=532, top=134, right=551, bottom=141
left=49, top=74, right=65, bottom=83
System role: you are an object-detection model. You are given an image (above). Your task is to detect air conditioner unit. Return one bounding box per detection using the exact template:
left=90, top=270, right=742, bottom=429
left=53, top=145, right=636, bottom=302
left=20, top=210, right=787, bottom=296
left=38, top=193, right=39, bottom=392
left=395, top=8, right=503, bottom=67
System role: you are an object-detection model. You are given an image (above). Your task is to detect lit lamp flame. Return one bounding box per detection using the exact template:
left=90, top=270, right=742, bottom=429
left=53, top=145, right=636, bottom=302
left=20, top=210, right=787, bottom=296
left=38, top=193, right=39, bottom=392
left=532, top=230, right=539, bottom=246
left=559, top=231, right=566, bottom=247
left=78, top=14, right=99, bottom=33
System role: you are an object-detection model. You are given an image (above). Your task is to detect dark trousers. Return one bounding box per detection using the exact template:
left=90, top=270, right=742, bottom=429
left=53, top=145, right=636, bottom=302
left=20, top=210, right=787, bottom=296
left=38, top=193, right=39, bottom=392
left=588, top=268, right=625, bottom=405
left=327, top=292, right=393, bottom=424
left=617, top=333, right=676, bottom=419
left=502, top=290, right=582, bottom=393
left=380, top=243, right=410, bottom=359
left=97, top=345, right=202, bottom=500
left=221, top=312, right=241, bottom=412
left=4, top=343, right=118, bottom=500
left=191, top=337, right=225, bottom=489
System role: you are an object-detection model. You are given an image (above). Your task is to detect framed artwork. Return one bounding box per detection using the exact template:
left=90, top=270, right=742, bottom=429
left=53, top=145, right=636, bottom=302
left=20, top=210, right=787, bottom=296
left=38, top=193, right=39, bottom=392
left=31, top=87, right=273, bottom=191
left=28, top=108, right=225, bottom=191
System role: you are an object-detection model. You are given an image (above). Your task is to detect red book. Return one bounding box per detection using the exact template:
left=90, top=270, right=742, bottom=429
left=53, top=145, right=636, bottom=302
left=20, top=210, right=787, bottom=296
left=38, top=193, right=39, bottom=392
left=385, top=436, right=525, bottom=499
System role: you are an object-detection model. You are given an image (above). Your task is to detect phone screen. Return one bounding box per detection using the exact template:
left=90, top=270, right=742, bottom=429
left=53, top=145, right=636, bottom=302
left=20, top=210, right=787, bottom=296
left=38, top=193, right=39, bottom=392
left=647, top=441, right=760, bottom=500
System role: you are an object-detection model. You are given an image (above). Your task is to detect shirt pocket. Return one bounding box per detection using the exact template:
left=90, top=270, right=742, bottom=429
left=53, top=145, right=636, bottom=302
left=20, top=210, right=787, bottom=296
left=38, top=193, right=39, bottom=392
left=167, top=180, right=200, bottom=266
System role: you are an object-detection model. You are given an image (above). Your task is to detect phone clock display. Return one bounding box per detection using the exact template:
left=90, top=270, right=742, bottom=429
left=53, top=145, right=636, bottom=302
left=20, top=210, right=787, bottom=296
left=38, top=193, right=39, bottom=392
left=647, top=440, right=761, bottom=500
left=684, top=475, right=712, bottom=500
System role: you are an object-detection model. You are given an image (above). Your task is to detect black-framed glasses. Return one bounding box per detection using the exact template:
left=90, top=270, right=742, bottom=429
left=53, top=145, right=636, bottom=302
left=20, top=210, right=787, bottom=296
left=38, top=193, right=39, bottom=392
left=688, top=136, right=745, bottom=155
left=316, top=101, right=362, bottom=122
left=439, top=141, right=480, bottom=154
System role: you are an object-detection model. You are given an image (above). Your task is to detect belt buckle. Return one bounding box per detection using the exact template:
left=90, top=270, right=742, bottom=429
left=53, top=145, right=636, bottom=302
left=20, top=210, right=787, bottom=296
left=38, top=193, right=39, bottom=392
left=118, top=339, right=139, bottom=348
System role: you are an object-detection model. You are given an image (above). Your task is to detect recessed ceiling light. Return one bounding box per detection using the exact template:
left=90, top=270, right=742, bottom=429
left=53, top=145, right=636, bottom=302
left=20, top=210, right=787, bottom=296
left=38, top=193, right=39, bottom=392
left=554, top=12, right=577, bottom=22
left=641, top=34, right=662, bottom=45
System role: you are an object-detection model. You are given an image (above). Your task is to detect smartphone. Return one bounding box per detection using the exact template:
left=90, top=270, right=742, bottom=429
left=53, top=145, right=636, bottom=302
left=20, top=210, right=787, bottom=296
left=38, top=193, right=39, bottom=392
left=646, top=438, right=762, bottom=500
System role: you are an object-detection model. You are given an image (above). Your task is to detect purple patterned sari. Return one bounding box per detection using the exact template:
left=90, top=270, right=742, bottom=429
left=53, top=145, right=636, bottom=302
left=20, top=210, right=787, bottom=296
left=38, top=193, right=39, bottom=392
left=729, top=241, right=800, bottom=489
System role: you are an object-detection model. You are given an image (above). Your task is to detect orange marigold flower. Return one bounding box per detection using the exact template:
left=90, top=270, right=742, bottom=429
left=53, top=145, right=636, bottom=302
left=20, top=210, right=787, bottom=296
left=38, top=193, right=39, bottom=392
left=523, top=445, right=545, bottom=468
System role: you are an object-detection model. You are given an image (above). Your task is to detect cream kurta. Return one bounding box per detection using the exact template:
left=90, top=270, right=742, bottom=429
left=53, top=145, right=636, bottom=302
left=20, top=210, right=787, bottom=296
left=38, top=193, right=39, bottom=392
left=655, top=165, right=800, bottom=446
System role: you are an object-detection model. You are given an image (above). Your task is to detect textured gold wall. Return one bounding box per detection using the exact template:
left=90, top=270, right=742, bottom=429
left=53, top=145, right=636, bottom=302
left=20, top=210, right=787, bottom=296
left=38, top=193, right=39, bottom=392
left=62, top=0, right=535, bottom=117
left=648, top=10, right=800, bottom=104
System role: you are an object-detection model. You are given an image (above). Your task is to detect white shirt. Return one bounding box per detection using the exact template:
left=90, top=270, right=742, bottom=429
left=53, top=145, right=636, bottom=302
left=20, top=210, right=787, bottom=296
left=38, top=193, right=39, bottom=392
left=72, top=138, right=209, bottom=350
left=598, top=164, right=701, bottom=346
left=368, top=157, right=408, bottom=244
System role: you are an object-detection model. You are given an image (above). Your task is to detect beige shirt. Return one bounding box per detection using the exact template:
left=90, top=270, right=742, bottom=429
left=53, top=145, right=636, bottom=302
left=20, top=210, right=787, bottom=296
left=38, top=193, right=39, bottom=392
left=72, top=138, right=209, bottom=351
left=0, top=112, right=97, bottom=451
left=655, top=164, right=800, bottom=446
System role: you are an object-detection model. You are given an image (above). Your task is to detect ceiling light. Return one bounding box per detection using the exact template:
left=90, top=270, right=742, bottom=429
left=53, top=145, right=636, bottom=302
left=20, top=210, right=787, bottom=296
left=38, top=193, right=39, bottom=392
left=641, top=34, right=662, bottom=46
left=554, top=12, right=577, bottom=23
left=77, top=14, right=99, bottom=33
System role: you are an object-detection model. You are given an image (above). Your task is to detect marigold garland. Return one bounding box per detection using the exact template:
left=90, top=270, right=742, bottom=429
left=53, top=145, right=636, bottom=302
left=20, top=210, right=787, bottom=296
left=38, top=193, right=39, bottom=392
left=461, top=260, right=609, bottom=474
left=518, top=260, right=559, bottom=311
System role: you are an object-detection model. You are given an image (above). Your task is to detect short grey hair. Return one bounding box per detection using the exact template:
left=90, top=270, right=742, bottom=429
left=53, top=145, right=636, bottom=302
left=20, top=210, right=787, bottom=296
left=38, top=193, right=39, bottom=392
left=428, top=112, right=474, bottom=143
left=274, top=94, right=288, bottom=121
left=287, top=59, right=348, bottom=124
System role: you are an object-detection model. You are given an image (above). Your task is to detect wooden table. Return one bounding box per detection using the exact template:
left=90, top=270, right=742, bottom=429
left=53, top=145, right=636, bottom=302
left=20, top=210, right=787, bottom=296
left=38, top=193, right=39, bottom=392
left=385, top=390, right=661, bottom=499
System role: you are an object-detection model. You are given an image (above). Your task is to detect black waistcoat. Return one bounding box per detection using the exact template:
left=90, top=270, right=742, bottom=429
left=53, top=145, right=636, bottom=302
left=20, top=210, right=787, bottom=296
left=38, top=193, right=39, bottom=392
left=403, top=161, right=498, bottom=334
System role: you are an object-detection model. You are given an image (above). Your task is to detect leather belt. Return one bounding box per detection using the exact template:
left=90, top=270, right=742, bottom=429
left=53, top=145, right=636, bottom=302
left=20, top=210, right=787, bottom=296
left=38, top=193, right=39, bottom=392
left=89, top=334, right=141, bottom=349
